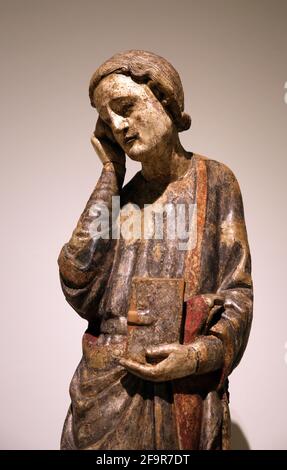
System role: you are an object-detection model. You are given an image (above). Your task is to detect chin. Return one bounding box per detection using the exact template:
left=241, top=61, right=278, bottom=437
left=126, top=143, right=150, bottom=162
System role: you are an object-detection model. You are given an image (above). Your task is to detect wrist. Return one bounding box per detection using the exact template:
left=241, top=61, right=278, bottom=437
left=187, top=346, right=200, bottom=374
left=103, top=160, right=126, bottom=173
left=188, top=336, right=224, bottom=375
left=102, top=161, right=126, bottom=187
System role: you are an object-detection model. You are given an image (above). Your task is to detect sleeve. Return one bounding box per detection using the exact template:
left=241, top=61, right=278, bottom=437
left=208, top=164, right=253, bottom=388
left=58, top=162, right=125, bottom=322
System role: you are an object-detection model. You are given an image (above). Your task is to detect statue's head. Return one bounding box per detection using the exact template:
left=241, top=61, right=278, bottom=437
left=89, top=50, right=191, bottom=162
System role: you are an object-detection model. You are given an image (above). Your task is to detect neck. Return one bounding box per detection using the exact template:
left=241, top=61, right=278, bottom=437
left=141, top=135, right=192, bottom=184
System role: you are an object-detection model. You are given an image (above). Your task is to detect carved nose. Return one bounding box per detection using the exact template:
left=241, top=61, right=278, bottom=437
left=110, top=112, right=129, bottom=133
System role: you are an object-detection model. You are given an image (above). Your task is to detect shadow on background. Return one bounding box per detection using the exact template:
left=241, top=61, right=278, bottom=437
left=231, top=422, right=250, bottom=450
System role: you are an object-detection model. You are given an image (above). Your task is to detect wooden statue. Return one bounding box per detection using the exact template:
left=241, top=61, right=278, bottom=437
left=58, top=50, right=253, bottom=450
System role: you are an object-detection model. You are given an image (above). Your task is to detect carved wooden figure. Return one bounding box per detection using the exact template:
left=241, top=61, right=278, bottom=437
left=58, top=50, right=253, bottom=450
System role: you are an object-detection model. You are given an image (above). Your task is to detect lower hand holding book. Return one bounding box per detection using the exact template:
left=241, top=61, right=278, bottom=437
left=120, top=336, right=224, bottom=382
left=120, top=342, right=197, bottom=382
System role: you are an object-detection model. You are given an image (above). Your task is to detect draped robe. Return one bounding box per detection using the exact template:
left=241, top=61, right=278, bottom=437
left=58, top=154, right=253, bottom=450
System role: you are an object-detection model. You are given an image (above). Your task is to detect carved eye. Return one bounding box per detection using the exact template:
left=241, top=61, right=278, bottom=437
left=120, top=103, right=134, bottom=117
left=110, top=97, right=136, bottom=118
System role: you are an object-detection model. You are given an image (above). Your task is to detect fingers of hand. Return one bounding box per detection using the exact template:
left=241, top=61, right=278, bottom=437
left=119, top=358, right=156, bottom=379
left=90, top=135, right=110, bottom=163
left=145, top=343, right=180, bottom=358
left=94, top=117, right=116, bottom=143
left=94, top=117, right=107, bottom=139
left=120, top=348, right=196, bottom=382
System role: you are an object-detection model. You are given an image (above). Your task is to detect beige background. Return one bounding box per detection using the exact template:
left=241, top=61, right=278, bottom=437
left=1, top=0, right=286, bottom=449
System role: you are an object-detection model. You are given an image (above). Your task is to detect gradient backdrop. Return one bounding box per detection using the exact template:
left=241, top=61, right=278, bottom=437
left=1, top=0, right=286, bottom=449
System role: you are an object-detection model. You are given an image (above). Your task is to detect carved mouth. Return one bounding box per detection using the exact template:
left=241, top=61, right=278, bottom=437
left=124, top=134, right=138, bottom=145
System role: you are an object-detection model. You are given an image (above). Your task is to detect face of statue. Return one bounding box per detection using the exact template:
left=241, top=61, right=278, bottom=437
left=93, top=73, right=174, bottom=162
